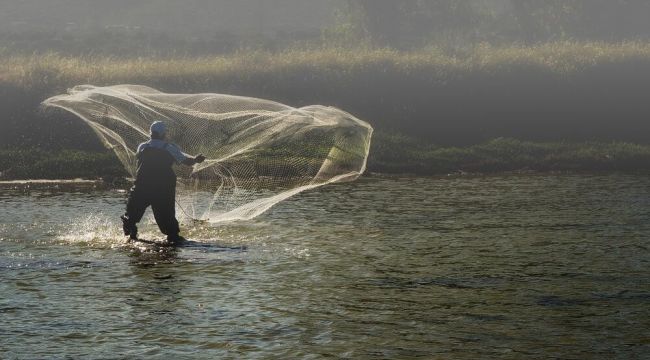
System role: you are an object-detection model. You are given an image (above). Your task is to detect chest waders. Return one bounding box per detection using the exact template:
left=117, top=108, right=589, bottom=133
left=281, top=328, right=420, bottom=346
left=121, top=145, right=180, bottom=240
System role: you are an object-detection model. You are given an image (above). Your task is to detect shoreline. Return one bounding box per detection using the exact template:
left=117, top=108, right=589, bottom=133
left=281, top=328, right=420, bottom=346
left=1, top=170, right=647, bottom=191
left=4, top=137, right=650, bottom=180
left=0, top=179, right=99, bottom=184
left=0, top=178, right=108, bottom=190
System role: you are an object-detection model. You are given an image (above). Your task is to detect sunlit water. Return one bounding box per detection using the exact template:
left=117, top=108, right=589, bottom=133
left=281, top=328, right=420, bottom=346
left=1, top=175, right=649, bottom=359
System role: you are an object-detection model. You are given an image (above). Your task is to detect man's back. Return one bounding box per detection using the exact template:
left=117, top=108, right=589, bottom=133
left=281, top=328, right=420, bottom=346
left=135, top=139, right=188, bottom=186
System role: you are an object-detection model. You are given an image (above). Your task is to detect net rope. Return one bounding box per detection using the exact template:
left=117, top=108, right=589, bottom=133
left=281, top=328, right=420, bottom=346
left=43, top=85, right=373, bottom=223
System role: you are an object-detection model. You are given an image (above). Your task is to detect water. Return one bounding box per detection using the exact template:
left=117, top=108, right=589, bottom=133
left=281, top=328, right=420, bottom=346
left=1, top=175, right=649, bottom=359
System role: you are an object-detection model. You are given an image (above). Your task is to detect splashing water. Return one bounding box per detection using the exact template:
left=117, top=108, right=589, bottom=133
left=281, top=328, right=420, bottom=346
left=55, top=213, right=125, bottom=247
left=42, top=85, right=373, bottom=223
left=54, top=212, right=170, bottom=247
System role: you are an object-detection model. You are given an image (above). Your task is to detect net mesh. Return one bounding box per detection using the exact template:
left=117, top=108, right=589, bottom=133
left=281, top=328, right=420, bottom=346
left=42, top=85, right=373, bottom=223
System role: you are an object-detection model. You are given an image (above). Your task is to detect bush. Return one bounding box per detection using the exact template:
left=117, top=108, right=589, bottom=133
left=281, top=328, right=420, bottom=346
left=0, top=149, right=126, bottom=180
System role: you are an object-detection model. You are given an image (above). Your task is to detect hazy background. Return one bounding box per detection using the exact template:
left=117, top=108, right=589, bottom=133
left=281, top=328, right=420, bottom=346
left=3, top=0, right=650, bottom=55
left=3, top=1, right=650, bottom=177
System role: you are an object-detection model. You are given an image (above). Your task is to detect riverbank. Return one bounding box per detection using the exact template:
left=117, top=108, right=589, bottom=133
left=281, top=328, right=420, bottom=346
left=2, top=136, right=650, bottom=181
left=368, top=135, right=650, bottom=175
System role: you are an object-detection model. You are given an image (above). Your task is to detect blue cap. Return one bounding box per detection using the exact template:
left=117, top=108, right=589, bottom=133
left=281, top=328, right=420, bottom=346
left=150, top=121, right=167, bottom=136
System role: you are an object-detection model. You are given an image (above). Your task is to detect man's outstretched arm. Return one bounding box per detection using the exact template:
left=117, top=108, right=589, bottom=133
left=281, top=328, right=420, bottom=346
left=164, top=143, right=205, bottom=166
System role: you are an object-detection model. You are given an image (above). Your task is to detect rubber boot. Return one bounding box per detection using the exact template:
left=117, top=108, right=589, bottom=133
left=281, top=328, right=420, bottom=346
left=120, top=215, right=138, bottom=241
left=166, top=233, right=186, bottom=245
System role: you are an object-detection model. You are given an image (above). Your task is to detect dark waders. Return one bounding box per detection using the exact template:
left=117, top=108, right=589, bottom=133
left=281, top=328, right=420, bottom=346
left=121, top=145, right=181, bottom=241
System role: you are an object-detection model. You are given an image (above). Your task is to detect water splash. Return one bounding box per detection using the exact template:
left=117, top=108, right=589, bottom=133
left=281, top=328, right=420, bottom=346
left=55, top=213, right=136, bottom=248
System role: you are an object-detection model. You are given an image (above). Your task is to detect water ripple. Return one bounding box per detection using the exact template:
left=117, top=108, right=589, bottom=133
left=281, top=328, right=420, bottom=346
left=1, top=175, right=649, bottom=358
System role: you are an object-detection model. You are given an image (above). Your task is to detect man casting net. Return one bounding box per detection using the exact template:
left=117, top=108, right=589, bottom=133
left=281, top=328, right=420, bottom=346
left=42, top=85, right=373, bottom=224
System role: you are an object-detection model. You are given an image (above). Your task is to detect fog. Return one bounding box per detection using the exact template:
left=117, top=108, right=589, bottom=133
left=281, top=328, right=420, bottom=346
left=3, top=0, right=650, bottom=55
left=0, top=0, right=340, bottom=35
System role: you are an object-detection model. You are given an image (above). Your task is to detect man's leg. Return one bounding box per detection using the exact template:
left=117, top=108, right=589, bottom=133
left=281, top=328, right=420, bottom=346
left=151, top=186, right=181, bottom=242
left=122, top=186, right=149, bottom=240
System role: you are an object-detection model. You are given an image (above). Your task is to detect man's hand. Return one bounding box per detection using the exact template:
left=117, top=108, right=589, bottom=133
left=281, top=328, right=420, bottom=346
left=182, top=154, right=206, bottom=166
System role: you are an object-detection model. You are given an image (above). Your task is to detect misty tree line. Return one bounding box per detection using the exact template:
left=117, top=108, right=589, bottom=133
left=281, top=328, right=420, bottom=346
left=340, top=0, right=650, bottom=48
left=3, top=0, right=650, bottom=56
left=0, top=27, right=319, bottom=57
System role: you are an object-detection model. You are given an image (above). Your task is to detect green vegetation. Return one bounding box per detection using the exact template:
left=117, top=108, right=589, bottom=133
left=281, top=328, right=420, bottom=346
left=3, top=42, right=650, bottom=178
left=3, top=42, right=650, bottom=89
left=2, top=136, right=650, bottom=181
left=369, top=134, right=650, bottom=175
left=4, top=41, right=650, bottom=143
left=0, top=149, right=125, bottom=180
left=343, top=1, right=650, bottom=48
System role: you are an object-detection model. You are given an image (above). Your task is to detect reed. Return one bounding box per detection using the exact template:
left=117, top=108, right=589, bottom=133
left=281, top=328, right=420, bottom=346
left=3, top=42, right=650, bottom=90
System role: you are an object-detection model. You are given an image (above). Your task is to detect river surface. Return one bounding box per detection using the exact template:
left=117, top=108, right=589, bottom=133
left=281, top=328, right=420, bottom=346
left=1, top=175, right=649, bottom=359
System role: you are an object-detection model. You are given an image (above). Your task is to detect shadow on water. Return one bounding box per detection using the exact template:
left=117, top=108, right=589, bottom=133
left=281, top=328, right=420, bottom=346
left=124, top=238, right=249, bottom=268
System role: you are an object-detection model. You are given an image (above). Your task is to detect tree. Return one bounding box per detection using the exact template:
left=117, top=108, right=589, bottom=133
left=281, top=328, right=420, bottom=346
left=347, top=0, right=482, bottom=48
left=510, top=0, right=650, bottom=42
left=510, top=0, right=579, bottom=42
left=568, top=0, right=650, bottom=41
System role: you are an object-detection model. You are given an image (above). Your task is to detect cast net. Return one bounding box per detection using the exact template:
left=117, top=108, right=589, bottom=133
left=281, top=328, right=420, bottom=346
left=42, top=85, right=373, bottom=223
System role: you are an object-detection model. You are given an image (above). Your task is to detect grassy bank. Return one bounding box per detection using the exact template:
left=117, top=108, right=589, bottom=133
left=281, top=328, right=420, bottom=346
left=369, top=135, right=650, bottom=175
left=0, top=149, right=125, bottom=180
left=2, top=136, right=650, bottom=181
left=2, top=42, right=650, bottom=177
left=3, top=42, right=650, bottom=150
left=4, top=42, right=650, bottom=88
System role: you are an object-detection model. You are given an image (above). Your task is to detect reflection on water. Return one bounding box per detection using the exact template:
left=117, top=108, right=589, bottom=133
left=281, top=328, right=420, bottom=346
left=0, top=175, right=649, bottom=358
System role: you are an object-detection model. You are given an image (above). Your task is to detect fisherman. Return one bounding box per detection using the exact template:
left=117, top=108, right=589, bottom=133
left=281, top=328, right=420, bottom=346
left=120, top=121, right=205, bottom=244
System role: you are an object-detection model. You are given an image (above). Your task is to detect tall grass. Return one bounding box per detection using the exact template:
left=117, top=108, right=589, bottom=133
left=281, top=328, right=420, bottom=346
left=5, top=42, right=650, bottom=146
left=3, top=42, right=650, bottom=176
left=368, top=135, right=650, bottom=175
left=3, top=42, right=650, bottom=90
